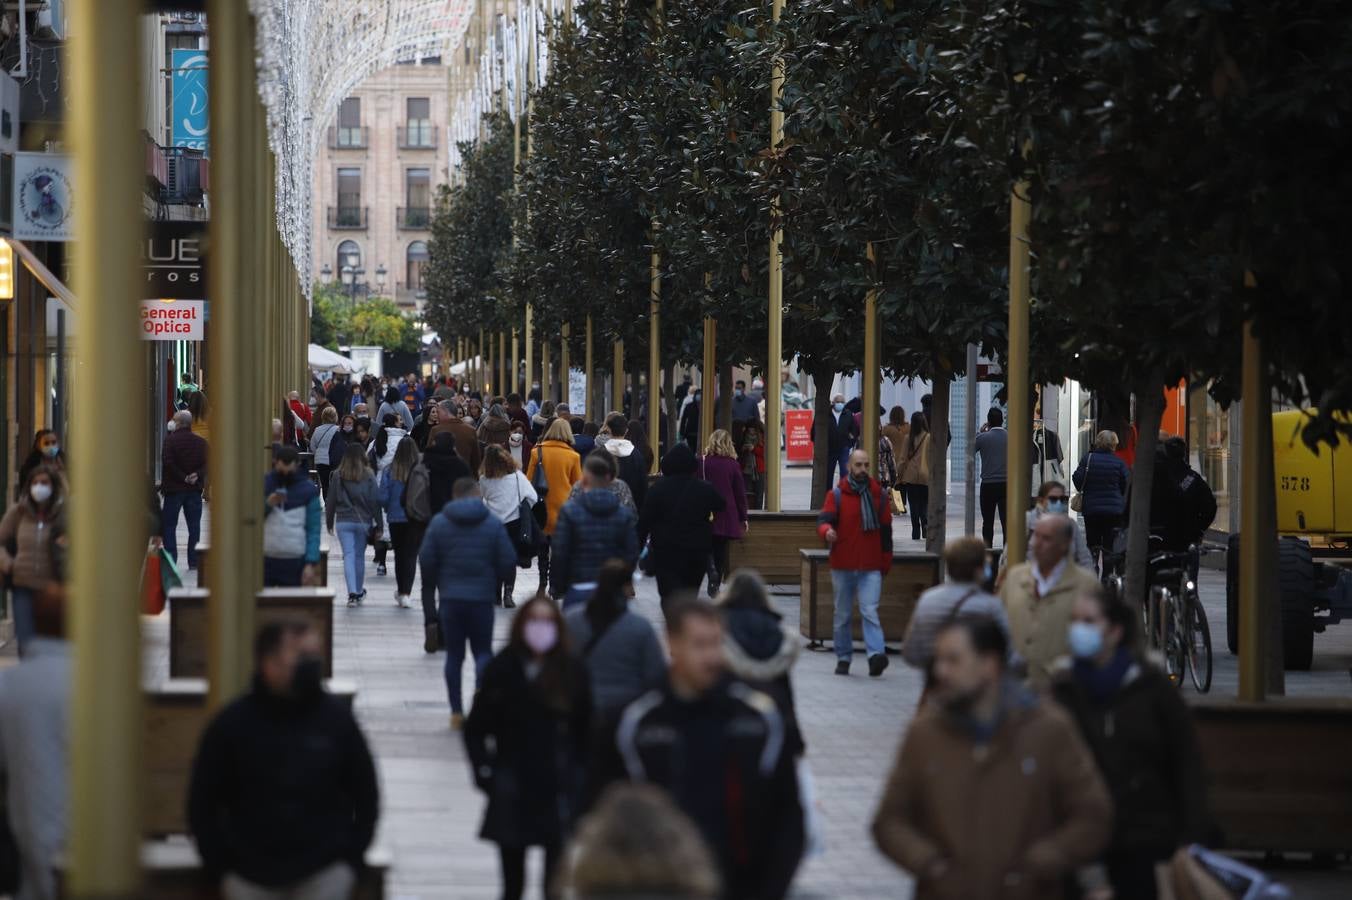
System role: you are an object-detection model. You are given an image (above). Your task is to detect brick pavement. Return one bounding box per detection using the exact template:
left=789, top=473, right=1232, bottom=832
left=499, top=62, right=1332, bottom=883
left=144, top=468, right=1352, bottom=899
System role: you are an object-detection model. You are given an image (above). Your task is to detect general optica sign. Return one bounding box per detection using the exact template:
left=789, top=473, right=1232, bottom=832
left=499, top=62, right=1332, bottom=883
left=140, top=300, right=205, bottom=341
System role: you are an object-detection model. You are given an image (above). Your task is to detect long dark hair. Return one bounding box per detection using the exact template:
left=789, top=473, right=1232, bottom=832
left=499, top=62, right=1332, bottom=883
left=586, top=559, right=635, bottom=639
left=907, top=411, right=929, bottom=457
left=508, top=597, right=579, bottom=712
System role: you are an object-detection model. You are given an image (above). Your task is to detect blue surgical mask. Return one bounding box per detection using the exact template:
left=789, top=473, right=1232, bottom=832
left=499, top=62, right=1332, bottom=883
left=983, top=563, right=993, bottom=583
left=735, top=389, right=745, bottom=398
left=833, top=402, right=845, bottom=414
left=43, top=444, right=60, bottom=458
left=1047, top=498, right=1069, bottom=515
left=1067, top=621, right=1104, bottom=659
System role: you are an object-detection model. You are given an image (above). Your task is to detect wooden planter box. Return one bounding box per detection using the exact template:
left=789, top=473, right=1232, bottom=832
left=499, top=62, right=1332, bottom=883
left=1191, top=697, right=1352, bottom=854
left=168, top=587, right=336, bottom=679
left=799, top=549, right=940, bottom=645
left=143, top=678, right=356, bottom=838
left=727, top=510, right=824, bottom=584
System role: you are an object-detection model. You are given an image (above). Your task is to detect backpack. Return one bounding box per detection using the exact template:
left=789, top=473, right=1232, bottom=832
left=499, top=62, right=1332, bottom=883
left=403, top=462, right=432, bottom=523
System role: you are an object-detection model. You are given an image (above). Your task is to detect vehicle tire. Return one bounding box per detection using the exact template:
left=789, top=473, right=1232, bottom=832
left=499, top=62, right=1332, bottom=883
left=1226, top=532, right=1240, bottom=654
left=1278, top=537, right=1315, bottom=671
left=1187, top=593, right=1213, bottom=693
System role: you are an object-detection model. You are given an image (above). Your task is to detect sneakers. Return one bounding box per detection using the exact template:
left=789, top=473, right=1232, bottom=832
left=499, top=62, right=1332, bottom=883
left=449, top=712, right=464, bottom=730
left=347, top=594, right=358, bottom=608
left=868, top=654, right=890, bottom=677
left=376, top=564, right=387, bottom=577
left=424, top=623, right=441, bottom=654
left=355, top=589, right=366, bottom=605
left=395, top=593, right=410, bottom=609
left=835, top=660, right=850, bottom=676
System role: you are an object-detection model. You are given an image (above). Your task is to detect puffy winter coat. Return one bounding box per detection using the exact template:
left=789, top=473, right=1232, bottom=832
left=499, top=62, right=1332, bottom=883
left=604, top=438, right=649, bottom=513
left=525, top=439, right=583, bottom=535
left=637, top=444, right=724, bottom=558
left=815, top=477, right=893, bottom=573
left=1072, top=449, right=1131, bottom=517
left=419, top=497, right=516, bottom=607
left=550, top=489, right=639, bottom=597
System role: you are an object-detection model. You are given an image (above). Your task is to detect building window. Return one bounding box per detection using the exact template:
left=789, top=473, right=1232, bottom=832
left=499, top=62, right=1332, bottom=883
left=401, top=168, right=430, bottom=228
left=404, top=97, right=433, bottom=147
left=336, top=167, right=362, bottom=226
left=337, top=240, right=362, bottom=275
left=407, top=241, right=429, bottom=293
left=336, top=97, right=363, bottom=148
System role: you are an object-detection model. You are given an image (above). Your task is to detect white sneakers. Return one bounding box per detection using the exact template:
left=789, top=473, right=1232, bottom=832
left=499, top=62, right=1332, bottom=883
left=394, top=593, right=411, bottom=609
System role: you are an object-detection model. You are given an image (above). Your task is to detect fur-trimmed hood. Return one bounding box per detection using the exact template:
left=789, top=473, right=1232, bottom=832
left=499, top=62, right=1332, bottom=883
left=721, top=605, right=799, bottom=682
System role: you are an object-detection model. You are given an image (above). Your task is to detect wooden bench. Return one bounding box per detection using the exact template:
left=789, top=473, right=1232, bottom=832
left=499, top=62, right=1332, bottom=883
left=727, top=511, right=823, bottom=584
left=1191, top=697, right=1352, bottom=854
left=799, top=549, right=941, bottom=646
left=168, top=588, right=336, bottom=679
left=143, top=678, right=357, bottom=838
left=58, top=840, right=389, bottom=899
left=193, top=543, right=330, bottom=588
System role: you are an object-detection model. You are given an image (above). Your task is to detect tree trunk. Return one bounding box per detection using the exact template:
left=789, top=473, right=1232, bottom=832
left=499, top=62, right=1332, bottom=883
left=629, top=367, right=641, bottom=421
left=926, top=373, right=952, bottom=556
left=663, top=364, right=677, bottom=461
left=718, top=364, right=734, bottom=433
left=1122, top=378, right=1166, bottom=618
left=808, top=361, right=836, bottom=509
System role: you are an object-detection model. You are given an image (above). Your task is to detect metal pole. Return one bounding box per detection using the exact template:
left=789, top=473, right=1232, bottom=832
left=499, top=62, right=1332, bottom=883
left=1238, top=318, right=1277, bottom=700
left=479, top=327, right=487, bottom=393
left=70, top=1, right=146, bottom=892
left=542, top=339, right=552, bottom=404
left=861, top=243, right=880, bottom=472
left=584, top=316, right=594, bottom=418
left=499, top=331, right=507, bottom=397
left=525, top=306, right=535, bottom=397
left=765, top=0, right=785, bottom=512
left=701, top=317, right=717, bottom=450
left=649, top=244, right=661, bottom=472
left=612, top=340, right=624, bottom=413
left=1005, top=180, right=1032, bottom=564
left=964, top=342, right=978, bottom=536
left=511, top=328, right=520, bottom=394
left=560, top=324, right=571, bottom=408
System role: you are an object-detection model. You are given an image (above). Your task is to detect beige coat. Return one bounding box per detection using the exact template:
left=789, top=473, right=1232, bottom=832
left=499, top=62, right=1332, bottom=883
left=1000, top=560, right=1101, bottom=690
left=899, top=432, right=931, bottom=486
left=872, top=696, right=1112, bottom=900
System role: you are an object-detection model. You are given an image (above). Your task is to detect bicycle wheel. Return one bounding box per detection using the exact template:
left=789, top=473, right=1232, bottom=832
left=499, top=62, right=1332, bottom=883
left=1152, top=586, right=1185, bottom=687
left=1186, top=592, right=1213, bottom=693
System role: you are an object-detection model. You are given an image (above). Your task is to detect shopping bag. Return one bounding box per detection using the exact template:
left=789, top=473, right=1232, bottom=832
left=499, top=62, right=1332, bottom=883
left=889, top=487, right=906, bottom=516
left=158, top=547, right=183, bottom=594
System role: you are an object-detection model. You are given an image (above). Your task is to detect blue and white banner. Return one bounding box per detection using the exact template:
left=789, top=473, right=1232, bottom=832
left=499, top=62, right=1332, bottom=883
left=171, top=49, right=209, bottom=152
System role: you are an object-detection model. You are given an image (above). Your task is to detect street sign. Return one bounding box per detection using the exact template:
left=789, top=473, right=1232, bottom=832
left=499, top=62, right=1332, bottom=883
left=786, top=409, right=814, bottom=465
left=13, top=153, right=74, bottom=242
left=140, top=299, right=204, bottom=341
left=171, top=49, right=209, bottom=152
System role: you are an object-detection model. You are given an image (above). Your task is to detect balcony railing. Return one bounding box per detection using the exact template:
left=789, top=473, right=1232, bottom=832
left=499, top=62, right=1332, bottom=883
left=147, top=135, right=210, bottom=206
left=327, top=206, right=368, bottom=230
left=328, top=126, right=369, bottom=150
left=397, top=206, right=431, bottom=230
left=398, top=123, right=437, bottom=149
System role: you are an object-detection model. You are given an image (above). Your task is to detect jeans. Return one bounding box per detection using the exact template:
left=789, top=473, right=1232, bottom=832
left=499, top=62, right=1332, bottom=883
left=263, top=556, right=305, bottom=588
left=833, top=446, right=851, bottom=483
left=389, top=521, right=423, bottom=596
left=979, top=481, right=1008, bottom=548
left=222, top=862, right=355, bottom=900
left=441, top=600, right=495, bottom=714
left=499, top=842, right=562, bottom=900
left=11, top=587, right=34, bottom=655
left=561, top=584, right=594, bottom=610
left=830, top=568, right=884, bottom=662
left=160, top=490, right=204, bottom=569
left=335, top=521, right=369, bottom=596
left=904, top=483, right=929, bottom=540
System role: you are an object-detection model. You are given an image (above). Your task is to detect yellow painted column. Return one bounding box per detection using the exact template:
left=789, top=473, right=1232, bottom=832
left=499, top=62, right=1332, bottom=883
left=511, top=328, right=520, bottom=395
left=1005, top=179, right=1032, bottom=566
left=584, top=316, right=594, bottom=418
left=861, top=243, right=880, bottom=472
left=649, top=245, right=661, bottom=472
left=479, top=327, right=487, bottom=393
left=1238, top=311, right=1281, bottom=699
left=498, top=331, right=507, bottom=395
left=542, top=339, right=552, bottom=404
left=765, top=0, right=786, bottom=511
left=69, top=1, right=146, bottom=892
left=612, top=340, right=625, bottom=414
left=525, top=305, right=535, bottom=396
left=701, top=318, right=716, bottom=450
left=560, top=324, right=572, bottom=408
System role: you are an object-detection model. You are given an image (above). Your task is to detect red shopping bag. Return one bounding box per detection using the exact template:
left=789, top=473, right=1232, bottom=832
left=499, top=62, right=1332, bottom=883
left=141, top=548, right=166, bottom=615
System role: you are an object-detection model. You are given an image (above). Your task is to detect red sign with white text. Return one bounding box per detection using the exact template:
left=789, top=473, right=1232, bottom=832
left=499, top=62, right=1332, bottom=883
left=785, top=409, right=814, bottom=465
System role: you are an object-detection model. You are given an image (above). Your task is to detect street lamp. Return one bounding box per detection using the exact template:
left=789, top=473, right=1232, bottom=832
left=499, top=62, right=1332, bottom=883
left=375, top=263, right=388, bottom=296
left=320, top=262, right=333, bottom=284
left=340, top=258, right=365, bottom=312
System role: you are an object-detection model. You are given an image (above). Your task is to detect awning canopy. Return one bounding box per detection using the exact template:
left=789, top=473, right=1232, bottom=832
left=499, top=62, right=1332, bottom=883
left=308, top=343, right=363, bottom=375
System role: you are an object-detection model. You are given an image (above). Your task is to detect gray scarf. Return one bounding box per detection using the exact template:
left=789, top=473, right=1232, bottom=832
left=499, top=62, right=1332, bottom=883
left=849, top=475, right=879, bottom=532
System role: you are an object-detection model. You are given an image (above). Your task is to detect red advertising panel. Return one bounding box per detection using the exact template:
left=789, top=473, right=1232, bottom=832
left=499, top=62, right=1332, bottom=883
left=785, top=409, right=814, bottom=465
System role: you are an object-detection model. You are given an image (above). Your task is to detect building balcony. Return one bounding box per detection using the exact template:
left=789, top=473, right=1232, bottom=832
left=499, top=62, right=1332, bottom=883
left=397, top=207, right=431, bottom=230
left=146, top=133, right=210, bottom=206
left=398, top=123, right=437, bottom=150
left=395, top=282, right=427, bottom=307
left=327, top=206, right=368, bottom=230
left=328, top=126, right=369, bottom=150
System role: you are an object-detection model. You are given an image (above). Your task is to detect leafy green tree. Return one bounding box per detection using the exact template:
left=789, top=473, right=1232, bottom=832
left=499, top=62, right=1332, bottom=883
left=310, top=283, right=420, bottom=353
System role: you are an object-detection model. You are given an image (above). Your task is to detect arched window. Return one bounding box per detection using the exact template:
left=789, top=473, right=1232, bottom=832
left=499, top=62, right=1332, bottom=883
left=336, top=240, right=361, bottom=276
left=406, top=241, right=429, bottom=292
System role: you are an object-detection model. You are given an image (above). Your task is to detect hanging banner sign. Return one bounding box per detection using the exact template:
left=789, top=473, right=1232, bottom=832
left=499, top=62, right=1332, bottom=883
left=144, top=221, right=208, bottom=298
left=171, top=49, right=209, bottom=151
left=785, top=409, right=814, bottom=465
left=13, top=152, right=74, bottom=241
left=141, top=300, right=205, bottom=341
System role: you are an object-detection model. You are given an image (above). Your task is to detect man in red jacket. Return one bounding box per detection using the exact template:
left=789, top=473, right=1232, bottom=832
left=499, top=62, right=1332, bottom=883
left=817, top=449, right=893, bottom=677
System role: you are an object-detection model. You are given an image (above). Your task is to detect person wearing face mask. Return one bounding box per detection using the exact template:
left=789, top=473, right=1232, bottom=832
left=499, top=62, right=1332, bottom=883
left=308, top=406, right=342, bottom=505
left=872, top=618, right=1112, bottom=900
left=409, top=401, right=440, bottom=450
left=678, top=388, right=702, bottom=449
left=506, top=422, right=533, bottom=468
left=1050, top=587, right=1208, bottom=900
left=826, top=393, right=860, bottom=484
left=902, top=537, right=1012, bottom=688
left=17, top=431, right=64, bottom=499
left=730, top=379, right=760, bottom=423
left=0, top=467, right=67, bottom=655
left=188, top=620, right=379, bottom=900
left=465, top=597, right=591, bottom=900
left=1025, top=480, right=1093, bottom=568
left=263, top=445, right=323, bottom=589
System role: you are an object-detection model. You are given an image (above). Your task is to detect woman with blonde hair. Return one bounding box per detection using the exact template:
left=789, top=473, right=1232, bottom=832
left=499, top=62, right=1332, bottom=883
left=525, top=417, right=582, bottom=596
left=700, top=429, right=748, bottom=597
left=1073, top=429, right=1133, bottom=556
left=479, top=444, right=538, bottom=608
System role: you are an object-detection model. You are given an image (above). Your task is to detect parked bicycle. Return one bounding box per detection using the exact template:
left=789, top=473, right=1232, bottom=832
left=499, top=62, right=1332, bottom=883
left=1143, top=540, right=1212, bottom=693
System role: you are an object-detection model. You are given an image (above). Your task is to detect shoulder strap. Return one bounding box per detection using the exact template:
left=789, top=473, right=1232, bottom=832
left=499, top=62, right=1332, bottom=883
left=946, top=588, right=982, bottom=623
left=583, top=613, right=621, bottom=657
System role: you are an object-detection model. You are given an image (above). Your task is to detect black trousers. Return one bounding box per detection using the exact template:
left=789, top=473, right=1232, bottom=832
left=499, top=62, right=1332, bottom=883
left=316, top=463, right=333, bottom=504
left=979, top=480, right=1007, bottom=548
left=709, top=535, right=732, bottom=586
left=388, top=521, right=424, bottom=596
left=1083, top=513, right=1120, bottom=555
left=655, top=550, right=708, bottom=618
left=904, top=483, right=929, bottom=540
left=536, top=537, right=552, bottom=593
left=499, top=842, right=562, bottom=900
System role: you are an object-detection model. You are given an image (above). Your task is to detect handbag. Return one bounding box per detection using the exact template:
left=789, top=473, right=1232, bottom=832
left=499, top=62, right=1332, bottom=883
left=1071, top=452, right=1094, bottom=512
left=531, top=444, right=549, bottom=499
left=512, top=476, right=543, bottom=566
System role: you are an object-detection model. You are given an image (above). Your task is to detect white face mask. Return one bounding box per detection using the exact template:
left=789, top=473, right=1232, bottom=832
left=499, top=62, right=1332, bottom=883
left=166, top=420, right=177, bottom=432
left=510, top=433, right=523, bottom=446
left=30, top=483, right=53, bottom=504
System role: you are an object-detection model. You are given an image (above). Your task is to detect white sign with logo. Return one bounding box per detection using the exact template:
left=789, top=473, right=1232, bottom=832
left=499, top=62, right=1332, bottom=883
left=568, top=368, right=587, bottom=416
left=140, top=300, right=205, bottom=341
left=13, top=152, right=74, bottom=241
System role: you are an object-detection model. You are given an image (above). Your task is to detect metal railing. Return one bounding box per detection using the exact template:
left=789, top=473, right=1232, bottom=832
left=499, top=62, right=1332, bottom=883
left=398, top=123, right=437, bottom=149
left=327, top=206, right=368, bottom=229
left=397, top=206, right=431, bottom=230
left=328, top=126, right=369, bottom=149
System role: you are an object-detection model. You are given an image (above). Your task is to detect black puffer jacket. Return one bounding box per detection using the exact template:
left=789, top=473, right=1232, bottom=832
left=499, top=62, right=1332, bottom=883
left=721, top=603, right=804, bottom=757
left=1050, top=657, right=1209, bottom=857
left=423, top=432, right=471, bottom=515
left=637, top=443, right=724, bottom=557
